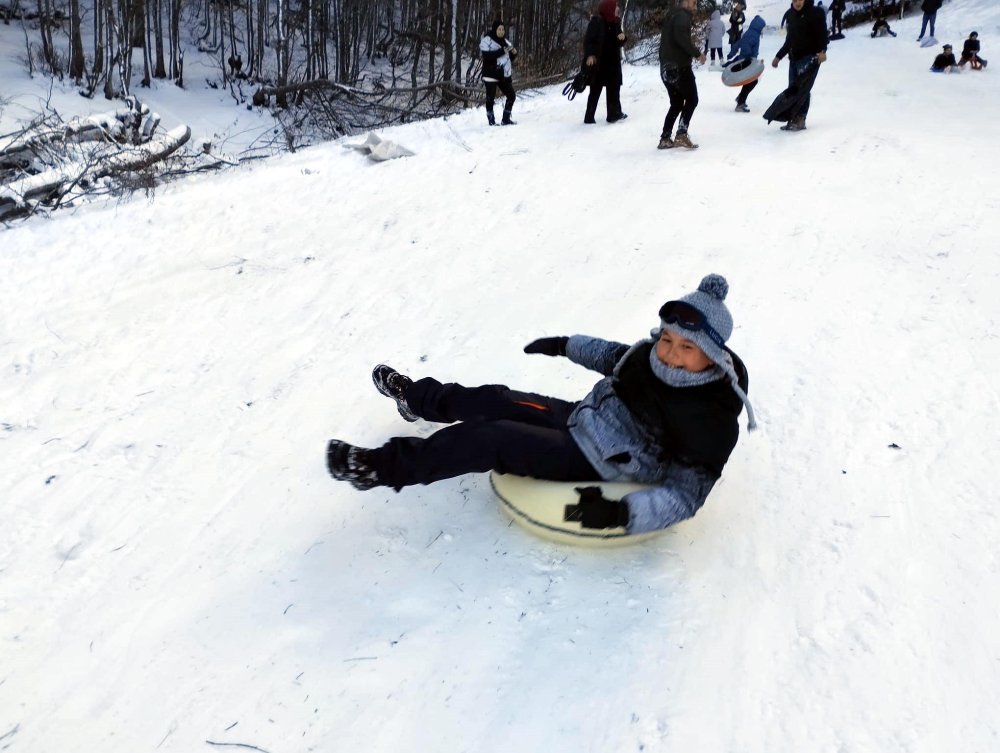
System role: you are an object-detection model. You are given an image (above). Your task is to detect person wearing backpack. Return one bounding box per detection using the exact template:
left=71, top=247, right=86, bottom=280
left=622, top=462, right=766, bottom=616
left=582, top=0, right=628, bottom=124
left=480, top=19, right=518, bottom=126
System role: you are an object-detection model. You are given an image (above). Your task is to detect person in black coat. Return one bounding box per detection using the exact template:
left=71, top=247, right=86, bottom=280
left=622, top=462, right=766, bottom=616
left=480, top=20, right=518, bottom=126
left=931, top=43, right=959, bottom=71
left=583, top=0, right=628, bottom=124
left=771, top=0, right=829, bottom=130
left=658, top=0, right=706, bottom=149
left=728, top=2, right=746, bottom=45
left=959, top=32, right=987, bottom=69
left=829, top=0, right=845, bottom=35
left=918, top=0, right=942, bottom=42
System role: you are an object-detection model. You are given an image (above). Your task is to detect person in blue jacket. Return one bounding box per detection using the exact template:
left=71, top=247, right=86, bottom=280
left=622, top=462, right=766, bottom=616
left=326, top=275, right=756, bottom=535
left=726, top=14, right=766, bottom=112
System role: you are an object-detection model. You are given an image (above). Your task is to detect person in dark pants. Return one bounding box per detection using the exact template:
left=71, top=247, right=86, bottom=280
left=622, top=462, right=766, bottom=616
left=326, top=275, right=756, bottom=536
left=772, top=0, right=829, bottom=131
left=959, top=31, right=987, bottom=69
left=727, top=15, right=766, bottom=112
left=829, top=0, right=845, bottom=35
left=479, top=19, right=518, bottom=126
left=583, top=0, right=628, bottom=124
left=728, top=2, right=746, bottom=45
left=658, top=0, right=706, bottom=149
left=917, top=0, right=942, bottom=41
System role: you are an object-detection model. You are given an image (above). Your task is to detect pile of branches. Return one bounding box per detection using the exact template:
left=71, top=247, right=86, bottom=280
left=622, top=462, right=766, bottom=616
left=0, top=96, right=194, bottom=220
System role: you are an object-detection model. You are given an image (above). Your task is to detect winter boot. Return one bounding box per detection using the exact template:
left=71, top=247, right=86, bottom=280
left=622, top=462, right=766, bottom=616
left=501, top=107, right=516, bottom=125
left=780, top=115, right=807, bottom=131
left=326, top=440, right=381, bottom=490
left=673, top=131, right=699, bottom=149
left=372, top=364, right=418, bottom=422
left=608, top=112, right=628, bottom=123
left=657, top=135, right=675, bottom=149
left=735, top=102, right=750, bottom=112
left=486, top=108, right=496, bottom=126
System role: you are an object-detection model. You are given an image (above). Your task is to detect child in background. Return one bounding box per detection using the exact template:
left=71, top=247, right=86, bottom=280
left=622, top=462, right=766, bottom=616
left=959, top=32, right=987, bottom=69
left=727, top=15, right=767, bottom=112
left=931, top=43, right=960, bottom=72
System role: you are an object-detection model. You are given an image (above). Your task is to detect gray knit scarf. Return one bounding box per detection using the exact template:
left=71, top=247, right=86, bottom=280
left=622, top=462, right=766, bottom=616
left=648, top=344, right=758, bottom=431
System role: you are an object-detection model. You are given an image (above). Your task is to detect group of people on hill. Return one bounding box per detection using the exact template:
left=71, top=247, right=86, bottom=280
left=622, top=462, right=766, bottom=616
left=476, top=0, right=985, bottom=143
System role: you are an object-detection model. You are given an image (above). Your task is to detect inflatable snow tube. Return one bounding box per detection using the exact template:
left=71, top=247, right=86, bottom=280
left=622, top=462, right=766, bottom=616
left=490, top=472, right=663, bottom=547
left=721, top=58, right=765, bottom=87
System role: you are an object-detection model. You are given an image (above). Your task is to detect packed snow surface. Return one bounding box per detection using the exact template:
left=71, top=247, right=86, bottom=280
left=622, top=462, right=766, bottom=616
left=2, top=1, right=999, bottom=751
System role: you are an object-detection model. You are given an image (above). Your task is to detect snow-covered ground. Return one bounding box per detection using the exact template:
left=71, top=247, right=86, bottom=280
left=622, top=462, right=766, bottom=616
left=2, top=1, right=1000, bottom=751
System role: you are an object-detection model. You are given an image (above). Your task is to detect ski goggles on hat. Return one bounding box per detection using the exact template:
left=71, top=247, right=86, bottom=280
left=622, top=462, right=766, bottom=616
left=658, top=300, right=726, bottom=348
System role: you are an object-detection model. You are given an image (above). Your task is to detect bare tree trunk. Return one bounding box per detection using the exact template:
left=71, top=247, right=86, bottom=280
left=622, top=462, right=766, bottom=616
left=68, top=0, right=86, bottom=80
left=153, top=0, right=166, bottom=78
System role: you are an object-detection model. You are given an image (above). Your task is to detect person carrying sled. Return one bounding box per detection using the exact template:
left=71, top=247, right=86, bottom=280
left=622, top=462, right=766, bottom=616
left=706, top=9, right=727, bottom=65
left=729, top=2, right=746, bottom=46
left=917, top=0, right=942, bottom=42
left=829, top=0, right=845, bottom=36
left=771, top=0, right=829, bottom=131
left=658, top=0, right=706, bottom=150
left=959, top=32, right=988, bottom=69
left=582, top=0, right=628, bottom=124
left=480, top=20, right=518, bottom=126
left=326, top=275, right=756, bottom=536
left=727, top=14, right=767, bottom=112
left=931, top=43, right=960, bottom=71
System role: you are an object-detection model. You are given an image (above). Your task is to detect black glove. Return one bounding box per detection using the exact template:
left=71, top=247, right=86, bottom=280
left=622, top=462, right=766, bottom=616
left=523, top=336, right=568, bottom=357
left=565, top=486, right=630, bottom=530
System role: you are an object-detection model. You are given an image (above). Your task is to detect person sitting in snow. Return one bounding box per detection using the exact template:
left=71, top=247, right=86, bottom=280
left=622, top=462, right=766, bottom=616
left=959, top=32, right=988, bottom=69
left=727, top=14, right=767, bottom=112
left=870, top=7, right=897, bottom=37
left=480, top=19, right=517, bottom=126
left=326, top=275, right=756, bottom=535
left=931, top=43, right=960, bottom=71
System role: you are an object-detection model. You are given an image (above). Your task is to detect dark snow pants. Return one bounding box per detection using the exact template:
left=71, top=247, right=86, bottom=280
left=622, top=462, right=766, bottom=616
left=736, top=79, right=758, bottom=105
left=788, top=55, right=819, bottom=119
left=484, top=78, right=516, bottom=116
left=660, top=63, right=699, bottom=136
left=371, top=378, right=601, bottom=490
left=584, top=83, right=623, bottom=122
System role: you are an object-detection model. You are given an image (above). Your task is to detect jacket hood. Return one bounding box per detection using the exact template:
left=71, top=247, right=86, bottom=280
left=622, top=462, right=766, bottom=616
left=598, top=0, right=618, bottom=23
left=711, top=10, right=721, bottom=19
left=748, top=15, right=765, bottom=33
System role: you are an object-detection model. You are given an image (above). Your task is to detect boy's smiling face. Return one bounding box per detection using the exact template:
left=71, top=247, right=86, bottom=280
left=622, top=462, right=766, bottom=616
left=655, top=329, right=714, bottom=373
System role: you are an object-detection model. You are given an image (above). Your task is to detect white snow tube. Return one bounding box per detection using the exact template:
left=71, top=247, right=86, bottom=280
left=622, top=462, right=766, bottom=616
left=721, top=57, right=765, bottom=87
left=490, top=472, right=663, bottom=547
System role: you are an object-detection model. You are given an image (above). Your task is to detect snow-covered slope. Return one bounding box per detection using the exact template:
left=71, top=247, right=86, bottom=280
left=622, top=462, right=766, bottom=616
left=2, top=2, right=999, bottom=751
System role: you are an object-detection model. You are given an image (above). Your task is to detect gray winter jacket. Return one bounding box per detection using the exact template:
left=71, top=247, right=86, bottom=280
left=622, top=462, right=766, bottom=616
left=707, top=10, right=726, bottom=48
left=564, top=335, right=733, bottom=535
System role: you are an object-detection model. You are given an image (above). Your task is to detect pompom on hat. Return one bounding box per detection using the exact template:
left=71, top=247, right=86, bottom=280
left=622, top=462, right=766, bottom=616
left=659, top=274, right=757, bottom=430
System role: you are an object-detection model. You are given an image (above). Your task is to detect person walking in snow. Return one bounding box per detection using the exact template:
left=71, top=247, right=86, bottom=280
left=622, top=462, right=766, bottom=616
left=326, top=274, right=756, bottom=536
left=771, top=0, right=829, bottom=131
left=729, top=2, right=746, bottom=45
left=480, top=20, right=518, bottom=126
left=917, top=0, right=942, bottom=42
left=727, top=15, right=767, bottom=112
left=959, top=31, right=988, bottom=69
left=707, top=9, right=727, bottom=65
left=582, top=0, right=629, bottom=124
left=829, top=0, right=845, bottom=36
left=658, top=0, right=706, bottom=150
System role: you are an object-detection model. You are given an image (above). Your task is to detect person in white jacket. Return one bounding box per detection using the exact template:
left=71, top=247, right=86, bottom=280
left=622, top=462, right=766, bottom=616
left=479, top=20, right=517, bottom=126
